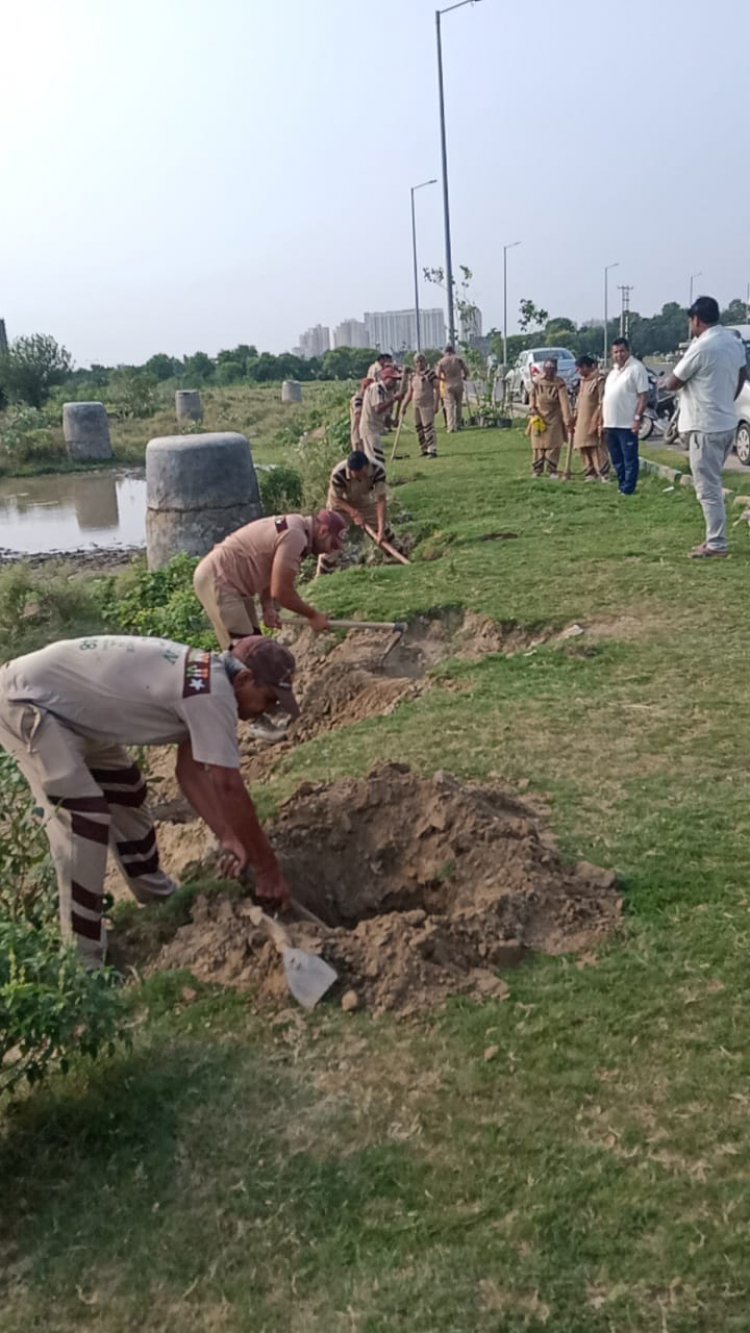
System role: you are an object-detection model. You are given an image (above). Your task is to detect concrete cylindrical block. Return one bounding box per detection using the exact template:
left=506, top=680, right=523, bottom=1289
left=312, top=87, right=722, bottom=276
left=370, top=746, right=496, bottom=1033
left=175, top=389, right=203, bottom=424
left=146, top=431, right=262, bottom=570
left=281, top=380, right=302, bottom=404
left=62, top=402, right=113, bottom=461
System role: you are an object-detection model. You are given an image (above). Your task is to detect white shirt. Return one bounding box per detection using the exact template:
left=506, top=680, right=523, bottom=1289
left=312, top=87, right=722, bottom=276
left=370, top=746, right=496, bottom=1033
left=602, top=357, right=650, bottom=429
left=673, top=325, right=746, bottom=434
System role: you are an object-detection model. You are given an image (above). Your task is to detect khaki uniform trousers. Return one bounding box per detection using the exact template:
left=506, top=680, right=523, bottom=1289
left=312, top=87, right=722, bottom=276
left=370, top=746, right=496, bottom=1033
left=360, top=430, right=386, bottom=470
left=0, top=695, right=174, bottom=968
left=193, top=559, right=261, bottom=651
left=414, top=405, right=437, bottom=456
left=444, top=384, right=463, bottom=432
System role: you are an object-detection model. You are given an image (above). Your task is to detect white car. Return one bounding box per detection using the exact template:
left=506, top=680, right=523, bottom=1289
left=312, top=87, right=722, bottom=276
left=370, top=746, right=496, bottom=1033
left=735, top=380, right=750, bottom=464
left=505, top=347, right=577, bottom=404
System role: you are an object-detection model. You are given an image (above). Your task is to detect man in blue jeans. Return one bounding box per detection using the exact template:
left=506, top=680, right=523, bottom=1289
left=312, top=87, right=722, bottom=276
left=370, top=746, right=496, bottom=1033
left=602, top=338, right=650, bottom=493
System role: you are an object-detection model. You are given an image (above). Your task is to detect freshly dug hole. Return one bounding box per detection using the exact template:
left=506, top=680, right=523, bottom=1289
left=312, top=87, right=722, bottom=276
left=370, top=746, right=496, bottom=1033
left=151, top=763, right=621, bottom=1015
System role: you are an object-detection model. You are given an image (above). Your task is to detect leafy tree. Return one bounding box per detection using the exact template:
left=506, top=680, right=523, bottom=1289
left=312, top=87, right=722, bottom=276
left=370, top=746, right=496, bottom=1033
left=145, top=352, right=180, bottom=382
left=182, top=351, right=215, bottom=384
left=0, top=334, right=73, bottom=408
left=721, top=298, right=748, bottom=327
left=216, top=359, right=245, bottom=386
left=518, top=300, right=549, bottom=334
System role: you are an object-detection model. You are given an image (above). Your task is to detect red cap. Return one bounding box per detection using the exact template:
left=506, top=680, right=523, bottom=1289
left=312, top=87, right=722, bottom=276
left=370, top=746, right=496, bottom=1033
left=317, top=509, right=347, bottom=549
left=229, top=637, right=300, bottom=718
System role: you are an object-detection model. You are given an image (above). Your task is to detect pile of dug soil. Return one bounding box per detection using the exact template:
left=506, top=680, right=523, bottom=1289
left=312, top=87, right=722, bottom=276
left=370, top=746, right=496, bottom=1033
left=150, top=764, right=621, bottom=1016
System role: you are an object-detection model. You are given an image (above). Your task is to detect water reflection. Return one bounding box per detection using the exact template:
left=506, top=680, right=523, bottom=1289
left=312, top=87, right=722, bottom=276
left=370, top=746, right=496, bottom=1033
left=0, top=470, right=146, bottom=554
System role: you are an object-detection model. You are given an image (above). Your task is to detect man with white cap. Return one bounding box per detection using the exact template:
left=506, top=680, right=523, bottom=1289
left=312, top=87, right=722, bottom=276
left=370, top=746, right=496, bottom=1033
left=193, top=510, right=347, bottom=649
left=0, top=634, right=301, bottom=967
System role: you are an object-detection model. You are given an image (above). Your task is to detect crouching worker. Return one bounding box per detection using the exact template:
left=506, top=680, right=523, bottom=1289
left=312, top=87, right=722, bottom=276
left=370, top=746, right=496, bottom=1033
left=318, top=450, right=395, bottom=575
left=193, top=510, right=346, bottom=648
left=0, top=634, right=299, bottom=967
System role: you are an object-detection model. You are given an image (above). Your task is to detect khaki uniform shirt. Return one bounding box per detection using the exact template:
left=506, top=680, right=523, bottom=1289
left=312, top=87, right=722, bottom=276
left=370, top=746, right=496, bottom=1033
left=573, top=373, right=605, bottom=448
left=412, top=368, right=438, bottom=409
left=0, top=636, right=240, bottom=767
left=367, top=361, right=390, bottom=381
left=202, top=514, right=312, bottom=600
left=437, top=353, right=468, bottom=387
left=529, top=377, right=571, bottom=450
left=327, top=458, right=387, bottom=510
left=359, top=381, right=389, bottom=439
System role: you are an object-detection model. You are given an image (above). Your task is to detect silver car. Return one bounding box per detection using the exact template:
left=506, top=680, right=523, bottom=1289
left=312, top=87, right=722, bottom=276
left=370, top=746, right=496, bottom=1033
left=505, top=347, right=578, bottom=404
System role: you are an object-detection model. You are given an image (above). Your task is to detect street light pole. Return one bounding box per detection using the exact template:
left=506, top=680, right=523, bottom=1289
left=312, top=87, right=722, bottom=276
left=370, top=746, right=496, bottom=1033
left=411, top=178, right=437, bottom=353
left=436, top=0, right=481, bottom=348
left=688, top=271, right=702, bottom=339
left=603, top=261, right=619, bottom=364
left=502, top=240, right=521, bottom=369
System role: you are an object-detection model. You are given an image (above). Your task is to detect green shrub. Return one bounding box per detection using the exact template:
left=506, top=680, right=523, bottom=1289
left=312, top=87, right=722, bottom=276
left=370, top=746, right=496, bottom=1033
left=0, top=404, right=66, bottom=467
left=0, top=753, right=126, bottom=1095
left=106, top=369, right=158, bottom=420
left=258, top=464, right=303, bottom=515
left=295, top=409, right=351, bottom=511
left=0, top=563, right=107, bottom=662
left=104, top=553, right=214, bottom=647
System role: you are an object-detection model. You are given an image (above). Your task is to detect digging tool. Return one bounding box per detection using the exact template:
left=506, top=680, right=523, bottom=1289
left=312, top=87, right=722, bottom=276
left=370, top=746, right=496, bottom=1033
left=279, top=616, right=406, bottom=633
left=289, top=897, right=329, bottom=930
left=388, top=408, right=409, bottom=465
left=362, top=522, right=411, bottom=565
left=249, top=906, right=337, bottom=1009
left=561, top=427, right=575, bottom=481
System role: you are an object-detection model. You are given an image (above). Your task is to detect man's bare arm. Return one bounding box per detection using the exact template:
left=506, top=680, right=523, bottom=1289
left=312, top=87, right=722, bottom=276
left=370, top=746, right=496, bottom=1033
left=736, top=367, right=748, bottom=400
left=663, top=372, right=685, bottom=392
left=270, top=563, right=329, bottom=630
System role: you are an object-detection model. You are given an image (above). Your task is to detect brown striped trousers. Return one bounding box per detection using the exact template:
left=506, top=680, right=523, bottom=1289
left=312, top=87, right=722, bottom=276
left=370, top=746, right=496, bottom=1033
left=414, top=405, right=437, bottom=457
left=0, top=698, right=175, bottom=968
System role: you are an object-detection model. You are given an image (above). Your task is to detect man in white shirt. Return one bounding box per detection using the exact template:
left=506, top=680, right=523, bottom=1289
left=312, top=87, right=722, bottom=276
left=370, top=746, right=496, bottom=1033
left=602, top=338, right=650, bottom=494
left=662, top=295, right=747, bottom=558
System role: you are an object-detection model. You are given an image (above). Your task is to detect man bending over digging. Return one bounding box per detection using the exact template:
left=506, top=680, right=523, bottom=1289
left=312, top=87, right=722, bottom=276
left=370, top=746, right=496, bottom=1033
left=0, top=634, right=299, bottom=967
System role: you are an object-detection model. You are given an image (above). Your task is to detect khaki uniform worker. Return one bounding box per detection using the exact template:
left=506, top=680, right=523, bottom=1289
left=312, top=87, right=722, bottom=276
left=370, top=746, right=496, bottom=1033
left=366, top=353, right=393, bottom=381
left=436, top=345, right=468, bottom=432
left=572, top=355, right=609, bottom=481
left=0, top=634, right=300, bottom=967
left=403, top=354, right=440, bottom=457
left=193, top=510, right=346, bottom=649
left=319, top=451, right=394, bottom=574
left=349, top=379, right=369, bottom=448
left=528, top=358, right=571, bottom=477
left=358, top=365, right=403, bottom=469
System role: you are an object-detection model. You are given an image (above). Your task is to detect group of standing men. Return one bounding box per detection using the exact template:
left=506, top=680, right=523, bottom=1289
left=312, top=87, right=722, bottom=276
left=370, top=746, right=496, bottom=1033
left=351, top=344, right=470, bottom=467
left=527, top=295, right=748, bottom=558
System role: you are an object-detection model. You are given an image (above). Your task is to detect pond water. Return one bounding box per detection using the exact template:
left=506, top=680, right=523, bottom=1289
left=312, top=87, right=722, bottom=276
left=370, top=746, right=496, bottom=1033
left=0, top=470, right=147, bottom=555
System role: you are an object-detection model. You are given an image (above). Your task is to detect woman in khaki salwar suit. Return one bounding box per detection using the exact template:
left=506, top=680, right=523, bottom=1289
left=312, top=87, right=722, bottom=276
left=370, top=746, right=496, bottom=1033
left=528, top=359, right=571, bottom=477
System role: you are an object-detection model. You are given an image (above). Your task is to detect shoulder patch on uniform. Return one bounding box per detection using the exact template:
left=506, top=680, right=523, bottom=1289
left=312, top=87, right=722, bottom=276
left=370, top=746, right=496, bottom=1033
left=274, top=516, right=289, bottom=534
left=183, top=648, right=212, bottom=697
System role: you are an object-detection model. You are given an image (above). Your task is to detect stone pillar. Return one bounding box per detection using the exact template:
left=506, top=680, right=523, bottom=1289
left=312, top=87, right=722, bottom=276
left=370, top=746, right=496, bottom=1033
left=146, top=431, right=262, bottom=570
left=175, top=389, right=203, bottom=424
left=62, top=402, right=113, bottom=461
left=281, top=380, right=302, bottom=404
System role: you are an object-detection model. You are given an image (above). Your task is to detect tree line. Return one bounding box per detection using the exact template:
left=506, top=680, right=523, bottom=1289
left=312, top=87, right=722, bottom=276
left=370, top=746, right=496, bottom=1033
left=2, top=297, right=748, bottom=411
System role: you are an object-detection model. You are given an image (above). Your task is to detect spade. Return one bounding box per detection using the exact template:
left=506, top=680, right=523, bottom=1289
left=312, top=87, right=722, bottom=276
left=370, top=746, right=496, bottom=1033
left=249, top=907, right=338, bottom=1010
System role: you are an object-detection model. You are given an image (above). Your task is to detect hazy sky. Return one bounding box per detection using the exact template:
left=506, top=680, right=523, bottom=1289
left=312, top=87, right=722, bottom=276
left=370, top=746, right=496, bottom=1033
left=3, top=0, right=748, bottom=365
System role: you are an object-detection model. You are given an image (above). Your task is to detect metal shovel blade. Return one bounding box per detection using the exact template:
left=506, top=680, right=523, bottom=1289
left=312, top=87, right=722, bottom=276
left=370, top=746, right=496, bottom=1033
left=281, top=946, right=338, bottom=1010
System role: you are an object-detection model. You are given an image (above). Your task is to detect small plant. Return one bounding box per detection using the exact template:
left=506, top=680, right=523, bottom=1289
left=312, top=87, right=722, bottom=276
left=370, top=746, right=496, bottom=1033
left=104, top=554, right=214, bottom=647
left=259, top=464, right=303, bottom=515
left=0, top=404, right=66, bottom=466
left=0, top=753, right=126, bottom=1095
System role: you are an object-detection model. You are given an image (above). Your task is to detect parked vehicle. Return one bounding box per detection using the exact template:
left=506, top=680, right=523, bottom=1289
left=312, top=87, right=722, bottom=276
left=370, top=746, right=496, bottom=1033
left=735, top=381, right=750, bottom=465
left=505, top=347, right=577, bottom=403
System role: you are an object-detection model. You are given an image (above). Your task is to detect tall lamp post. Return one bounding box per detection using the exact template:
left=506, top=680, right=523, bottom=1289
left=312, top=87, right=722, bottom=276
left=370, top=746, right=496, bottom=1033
left=502, top=240, right=521, bottom=370
left=436, top=0, right=482, bottom=347
left=411, top=178, right=437, bottom=352
left=603, top=261, right=619, bottom=364
left=688, top=271, right=702, bottom=339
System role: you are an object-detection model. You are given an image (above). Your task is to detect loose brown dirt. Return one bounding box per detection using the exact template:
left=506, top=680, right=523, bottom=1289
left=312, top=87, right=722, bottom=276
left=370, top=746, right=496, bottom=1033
left=146, top=763, right=621, bottom=1016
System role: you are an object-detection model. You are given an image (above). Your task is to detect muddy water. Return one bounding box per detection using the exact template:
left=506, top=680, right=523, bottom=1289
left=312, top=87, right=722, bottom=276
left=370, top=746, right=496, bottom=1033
left=0, top=470, right=146, bottom=555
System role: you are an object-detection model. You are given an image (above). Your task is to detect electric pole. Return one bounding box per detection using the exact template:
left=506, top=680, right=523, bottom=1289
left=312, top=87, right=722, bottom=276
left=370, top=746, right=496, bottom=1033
left=618, top=285, right=634, bottom=339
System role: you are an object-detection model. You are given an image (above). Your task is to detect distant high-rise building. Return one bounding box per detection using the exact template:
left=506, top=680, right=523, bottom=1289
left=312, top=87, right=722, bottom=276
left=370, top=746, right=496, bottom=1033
left=297, top=324, right=330, bottom=359
left=333, top=318, right=369, bottom=349
left=363, top=308, right=445, bottom=356
left=460, top=306, right=483, bottom=345
left=0, top=319, right=7, bottom=355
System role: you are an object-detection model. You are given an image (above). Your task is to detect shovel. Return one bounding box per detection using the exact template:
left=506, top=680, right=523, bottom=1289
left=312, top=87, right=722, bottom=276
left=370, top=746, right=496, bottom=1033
left=249, top=906, right=337, bottom=1010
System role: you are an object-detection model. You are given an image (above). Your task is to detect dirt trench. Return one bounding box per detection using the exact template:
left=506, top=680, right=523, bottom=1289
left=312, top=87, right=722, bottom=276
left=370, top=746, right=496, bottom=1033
left=148, top=764, right=621, bottom=1017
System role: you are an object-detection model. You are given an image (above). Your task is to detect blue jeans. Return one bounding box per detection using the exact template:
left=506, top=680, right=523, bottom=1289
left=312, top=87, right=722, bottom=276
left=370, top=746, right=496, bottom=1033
left=605, top=428, right=639, bottom=493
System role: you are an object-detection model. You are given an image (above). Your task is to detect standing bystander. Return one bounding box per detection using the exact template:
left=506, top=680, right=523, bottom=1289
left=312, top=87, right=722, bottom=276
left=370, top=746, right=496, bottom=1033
left=436, top=345, right=469, bottom=432
left=602, top=339, right=649, bottom=494
left=662, top=296, right=747, bottom=558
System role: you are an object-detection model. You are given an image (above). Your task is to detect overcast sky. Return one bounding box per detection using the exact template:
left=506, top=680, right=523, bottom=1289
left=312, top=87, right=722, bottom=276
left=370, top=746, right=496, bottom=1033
left=2, top=0, right=748, bottom=365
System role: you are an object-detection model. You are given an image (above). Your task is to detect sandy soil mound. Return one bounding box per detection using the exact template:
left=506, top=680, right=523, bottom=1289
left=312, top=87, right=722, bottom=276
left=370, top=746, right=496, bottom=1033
left=149, top=764, right=621, bottom=1015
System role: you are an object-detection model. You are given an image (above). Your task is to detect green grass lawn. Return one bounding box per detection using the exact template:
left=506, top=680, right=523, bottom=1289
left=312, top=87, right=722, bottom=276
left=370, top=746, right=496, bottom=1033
left=5, top=420, right=750, bottom=1330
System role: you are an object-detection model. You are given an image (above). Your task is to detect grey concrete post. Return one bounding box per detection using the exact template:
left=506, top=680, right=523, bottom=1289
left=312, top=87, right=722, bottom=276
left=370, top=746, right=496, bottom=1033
left=281, top=380, right=302, bottom=404
left=175, top=389, right=203, bottom=424
left=62, top=402, right=113, bottom=461
left=145, top=431, right=262, bottom=570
